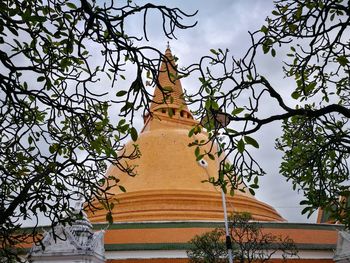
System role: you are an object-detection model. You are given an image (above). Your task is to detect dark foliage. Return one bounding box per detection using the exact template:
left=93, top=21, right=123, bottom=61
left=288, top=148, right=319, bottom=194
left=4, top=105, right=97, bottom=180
left=0, top=0, right=196, bottom=260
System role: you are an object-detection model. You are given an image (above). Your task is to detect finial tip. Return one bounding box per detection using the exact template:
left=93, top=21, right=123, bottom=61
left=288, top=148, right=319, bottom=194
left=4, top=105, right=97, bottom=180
left=166, top=41, right=170, bottom=50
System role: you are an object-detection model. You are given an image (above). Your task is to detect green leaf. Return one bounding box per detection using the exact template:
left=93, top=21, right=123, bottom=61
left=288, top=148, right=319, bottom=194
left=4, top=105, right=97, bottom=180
left=27, top=16, right=46, bottom=23
left=262, top=44, right=270, bottom=54
left=299, top=200, right=309, bottom=206
left=106, top=212, right=113, bottom=224
left=248, top=188, right=255, bottom=195
left=211, top=101, right=219, bottom=110
left=250, top=184, right=259, bottom=189
left=301, top=207, right=310, bottom=215
left=237, top=139, right=245, bottom=153
left=37, top=76, right=45, bottom=82
left=260, top=25, right=268, bottom=34
left=210, top=49, right=218, bottom=55
left=205, top=99, right=212, bottom=110
left=193, top=125, right=201, bottom=135
left=271, top=48, right=276, bottom=57
left=124, top=54, right=130, bottom=62
left=116, top=90, right=127, bottom=97
left=291, top=91, right=300, bottom=100
left=20, top=206, right=26, bottom=214
left=231, top=107, right=244, bottom=116
left=49, top=143, right=58, bottom=154
left=244, top=136, right=259, bottom=148
left=130, top=127, right=138, bottom=141
left=305, top=82, right=317, bottom=93
left=195, top=146, right=200, bottom=157
left=288, top=24, right=298, bottom=32
left=60, top=58, right=70, bottom=69
left=196, top=154, right=204, bottom=161
left=295, top=6, right=303, bottom=19
left=119, top=185, right=126, bottom=192
left=146, top=70, right=151, bottom=79
left=188, top=127, right=195, bottom=137
left=337, top=56, right=349, bottom=67
left=208, top=153, right=215, bottom=160
left=67, top=2, right=77, bottom=9
left=162, top=86, right=173, bottom=92
left=120, top=102, right=133, bottom=112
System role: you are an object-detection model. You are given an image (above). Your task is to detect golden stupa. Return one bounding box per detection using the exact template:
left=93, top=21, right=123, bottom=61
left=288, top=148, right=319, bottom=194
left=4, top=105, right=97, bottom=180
left=89, top=47, right=284, bottom=223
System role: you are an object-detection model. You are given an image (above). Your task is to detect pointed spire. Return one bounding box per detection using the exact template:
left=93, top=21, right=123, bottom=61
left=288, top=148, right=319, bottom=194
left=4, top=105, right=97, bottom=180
left=150, top=46, right=190, bottom=115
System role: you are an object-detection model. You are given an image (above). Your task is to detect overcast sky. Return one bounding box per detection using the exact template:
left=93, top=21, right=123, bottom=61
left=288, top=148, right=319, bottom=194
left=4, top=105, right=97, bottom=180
left=121, top=0, right=318, bottom=223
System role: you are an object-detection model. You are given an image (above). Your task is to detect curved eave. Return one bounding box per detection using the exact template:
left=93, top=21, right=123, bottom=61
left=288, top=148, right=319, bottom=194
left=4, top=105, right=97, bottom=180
left=88, top=189, right=284, bottom=223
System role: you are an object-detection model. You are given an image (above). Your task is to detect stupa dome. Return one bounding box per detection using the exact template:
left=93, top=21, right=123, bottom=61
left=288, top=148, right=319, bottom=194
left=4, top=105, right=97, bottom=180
left=88, top=47, right=284, bottom=223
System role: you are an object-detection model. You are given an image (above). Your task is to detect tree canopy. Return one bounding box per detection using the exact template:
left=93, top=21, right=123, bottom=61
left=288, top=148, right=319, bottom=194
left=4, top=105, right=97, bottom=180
left=2, top=0, right=350, bottom=260
left=187, top=228, right=228, bottom=263
left=0, top=0, right=196, bottom=260
left=188, top=0, right=350, bottom=225
left=187, top=213, right=297, bottom=263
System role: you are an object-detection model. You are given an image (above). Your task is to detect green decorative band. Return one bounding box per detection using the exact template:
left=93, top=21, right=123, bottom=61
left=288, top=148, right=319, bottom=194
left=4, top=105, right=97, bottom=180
left=92, top=221, right=344, bottom=231
left=92, top=221, right=223, bottom=230
left=19, top=221, right=344, bottom=232
left=105, top=243, right=190, bottom=251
